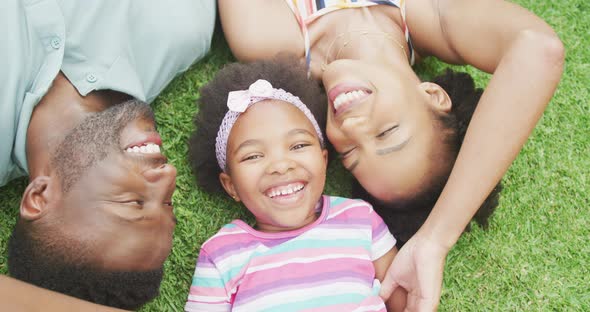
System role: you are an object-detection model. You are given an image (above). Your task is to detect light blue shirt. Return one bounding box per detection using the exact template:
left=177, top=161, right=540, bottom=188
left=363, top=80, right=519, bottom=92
left=0, top=0, right=216, bottom=186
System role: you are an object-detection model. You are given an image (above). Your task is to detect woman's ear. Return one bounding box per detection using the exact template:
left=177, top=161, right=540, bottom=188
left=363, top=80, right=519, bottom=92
left=219, top=172, right=240, bottom=202
left=20, top=176, right=58, bottom=221
left=419, top=82, right=452, bottom=113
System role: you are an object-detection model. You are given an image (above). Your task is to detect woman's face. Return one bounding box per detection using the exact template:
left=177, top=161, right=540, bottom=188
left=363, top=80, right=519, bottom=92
left=322, top=59, right=451, bottom=202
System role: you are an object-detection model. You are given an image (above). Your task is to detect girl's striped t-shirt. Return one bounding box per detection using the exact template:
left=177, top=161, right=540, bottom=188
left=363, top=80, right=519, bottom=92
left=185, top=195, right=396, bottom=312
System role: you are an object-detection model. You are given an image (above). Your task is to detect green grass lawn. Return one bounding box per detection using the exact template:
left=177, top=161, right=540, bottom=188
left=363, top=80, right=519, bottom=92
left=1, top=0, right=588, bottom=311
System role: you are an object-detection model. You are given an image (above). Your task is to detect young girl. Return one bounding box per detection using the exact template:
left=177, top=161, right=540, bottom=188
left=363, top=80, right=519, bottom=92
left=185, top=57, right=405, bottom=311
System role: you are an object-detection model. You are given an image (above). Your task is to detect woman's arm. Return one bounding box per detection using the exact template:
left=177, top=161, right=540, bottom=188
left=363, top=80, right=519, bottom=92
left=374, top=249, right=407, bottom=312
left=0, top=275, right=127, bottom=311
left=380, top=0, right=564, bottom=310
left=408, top=0, right=564, bottom=248
left=218, top=0, right=303, bottom=62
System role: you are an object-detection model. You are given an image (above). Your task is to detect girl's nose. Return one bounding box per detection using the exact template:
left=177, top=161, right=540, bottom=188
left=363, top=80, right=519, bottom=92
left=265, top=157, right=296, bottom=175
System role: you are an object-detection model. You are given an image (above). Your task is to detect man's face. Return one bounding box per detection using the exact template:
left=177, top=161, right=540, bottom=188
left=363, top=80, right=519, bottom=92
left=50, top=101, right=177, bottom=271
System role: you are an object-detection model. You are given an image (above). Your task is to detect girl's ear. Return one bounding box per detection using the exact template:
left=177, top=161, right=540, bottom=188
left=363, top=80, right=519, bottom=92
left=419, top=82, right=452, bottom=113
left=219, top=172, right=241, bottom=202
left=322, top=149, right=328, bottom=165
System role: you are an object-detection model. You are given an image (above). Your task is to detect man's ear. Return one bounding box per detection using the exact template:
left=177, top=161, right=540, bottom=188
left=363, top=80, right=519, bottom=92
left=219, top=172, right=240, bottom=202
left=419, top=82, right=452, bottom=113
left=20, top=176, right=59, bottom=221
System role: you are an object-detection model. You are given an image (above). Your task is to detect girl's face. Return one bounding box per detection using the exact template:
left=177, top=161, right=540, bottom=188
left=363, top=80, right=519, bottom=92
left=321, top=59, right=451, bottom=202
left=220, top=100, right=327, bottom=233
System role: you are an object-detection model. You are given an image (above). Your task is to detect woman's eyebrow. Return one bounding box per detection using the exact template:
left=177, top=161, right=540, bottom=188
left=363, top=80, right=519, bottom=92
left=345, top=159, right=360, bottom=172
left=376, top=136, right=411, bottom=156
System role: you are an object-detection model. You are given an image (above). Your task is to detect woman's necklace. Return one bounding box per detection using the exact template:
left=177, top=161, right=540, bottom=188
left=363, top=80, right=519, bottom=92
left=321, top=30, right=408, bottom=71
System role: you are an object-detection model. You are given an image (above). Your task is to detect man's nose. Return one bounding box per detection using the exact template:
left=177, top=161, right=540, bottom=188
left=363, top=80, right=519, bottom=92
left=143, top=164, right=177, bottom=214
left=143, top=163, right=177, bottom=186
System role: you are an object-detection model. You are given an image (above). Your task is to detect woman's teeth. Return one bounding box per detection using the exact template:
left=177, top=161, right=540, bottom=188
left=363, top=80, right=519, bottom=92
left=125, top=143, right=161, bottom=154
left=333, top=90, right=367, bottom=111
left=266, top=183, right=305, bottom=198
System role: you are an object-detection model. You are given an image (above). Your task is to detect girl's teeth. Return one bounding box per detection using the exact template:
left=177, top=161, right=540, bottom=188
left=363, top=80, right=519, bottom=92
left=267, top=183, right=304, bottom=198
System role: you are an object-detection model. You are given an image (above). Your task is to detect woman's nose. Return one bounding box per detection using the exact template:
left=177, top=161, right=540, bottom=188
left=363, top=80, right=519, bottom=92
left=339, top=116, right=370, bottom=141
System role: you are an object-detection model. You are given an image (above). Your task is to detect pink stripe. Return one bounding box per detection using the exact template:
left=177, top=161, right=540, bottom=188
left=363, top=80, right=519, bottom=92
left=189, top=285, right=227, bottom=298
left=206, top=235, right=254, bottom=249
left=302, top=295, right=386, bottom=311
left=247, top=246, right=369, bottom=268
left=238, top=258, right=373, bottom=291
left=303, top=303, right=362, bottom=312
left=329, top=200, right=369, bottom=215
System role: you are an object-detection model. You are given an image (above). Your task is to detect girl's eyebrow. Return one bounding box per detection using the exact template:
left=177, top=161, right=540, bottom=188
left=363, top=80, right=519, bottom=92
left=287, top=128, right=315, bottom=137
left=233, top=139, right=262, bottom=154
left=234, top=128, right=316, bottom=154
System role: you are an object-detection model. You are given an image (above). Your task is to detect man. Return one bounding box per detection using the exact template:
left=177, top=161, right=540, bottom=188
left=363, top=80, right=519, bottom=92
left=1, top=0, right=215, bottom=309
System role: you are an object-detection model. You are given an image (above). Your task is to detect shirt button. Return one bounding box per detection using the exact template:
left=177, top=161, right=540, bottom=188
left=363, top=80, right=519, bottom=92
left=50, top=37, right=61, bottom=49
left=86, top=74, right=97, bottom=83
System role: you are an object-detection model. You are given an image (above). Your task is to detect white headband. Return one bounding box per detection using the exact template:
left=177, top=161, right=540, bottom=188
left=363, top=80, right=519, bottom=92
left=215, top=79, right=324, bottom=171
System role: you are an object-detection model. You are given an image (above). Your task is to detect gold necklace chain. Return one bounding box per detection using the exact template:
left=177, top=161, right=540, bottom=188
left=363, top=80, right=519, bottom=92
left=321, top=30, right=408, bottom=71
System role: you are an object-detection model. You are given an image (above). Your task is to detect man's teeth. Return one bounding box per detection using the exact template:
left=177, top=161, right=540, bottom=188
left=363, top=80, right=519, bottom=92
left=333, top=90, right=367, bottom=111
left=125, top=143, right=161, bottom=154
left=266, top=183, right=305, bottom=198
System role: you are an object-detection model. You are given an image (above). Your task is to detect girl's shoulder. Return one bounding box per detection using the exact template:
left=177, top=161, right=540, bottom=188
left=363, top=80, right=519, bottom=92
left=323, top=195, right=377, bottom=219
left=200, top=221, right=252, bottom=253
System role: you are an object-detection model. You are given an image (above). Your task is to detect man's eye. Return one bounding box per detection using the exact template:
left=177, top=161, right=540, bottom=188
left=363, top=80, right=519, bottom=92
left=376, top=125, right=398, bottom=139
left=124, top=200, right=143, bottom=206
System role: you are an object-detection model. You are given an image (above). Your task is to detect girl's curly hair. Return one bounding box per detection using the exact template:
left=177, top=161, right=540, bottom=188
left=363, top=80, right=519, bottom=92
left=189, top=56, right=327, bottom=194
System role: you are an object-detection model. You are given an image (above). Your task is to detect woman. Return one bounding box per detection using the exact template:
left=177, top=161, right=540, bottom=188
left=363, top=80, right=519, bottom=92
left=219, top=0, right=564, bottom=310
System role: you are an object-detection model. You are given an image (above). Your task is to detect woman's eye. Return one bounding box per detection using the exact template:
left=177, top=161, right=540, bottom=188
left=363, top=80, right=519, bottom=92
left=124, top=200, right=143, bottom=206
left=376, top=125, right=398, bottom=139
left=339, top=147, right=356, bottom=159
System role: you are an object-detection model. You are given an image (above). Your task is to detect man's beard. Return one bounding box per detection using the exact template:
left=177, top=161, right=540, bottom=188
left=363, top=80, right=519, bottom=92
left=51, top=99, right=155, bottom=192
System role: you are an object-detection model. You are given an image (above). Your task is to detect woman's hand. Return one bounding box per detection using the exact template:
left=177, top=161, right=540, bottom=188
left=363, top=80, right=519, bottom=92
left=379, top=233, right=449, bottom=312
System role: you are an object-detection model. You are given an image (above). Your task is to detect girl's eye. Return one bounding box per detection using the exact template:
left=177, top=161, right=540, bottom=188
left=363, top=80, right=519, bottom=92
left=376, top=125, right=398, bottom=139
left=242, top=154, right=262, bottom=161
left=292, top=143, right=311, bottom=150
